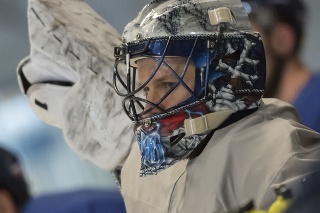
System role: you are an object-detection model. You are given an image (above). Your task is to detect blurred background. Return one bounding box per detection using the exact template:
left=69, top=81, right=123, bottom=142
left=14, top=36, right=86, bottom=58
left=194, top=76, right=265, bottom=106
left=0, top=0, right=150, bottom=196
left=0, top=0, right=319, bottom=197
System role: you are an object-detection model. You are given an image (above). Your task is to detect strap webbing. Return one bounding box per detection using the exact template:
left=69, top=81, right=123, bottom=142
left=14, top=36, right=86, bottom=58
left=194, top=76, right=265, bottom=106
left=184, top=110, right=235, bottom=136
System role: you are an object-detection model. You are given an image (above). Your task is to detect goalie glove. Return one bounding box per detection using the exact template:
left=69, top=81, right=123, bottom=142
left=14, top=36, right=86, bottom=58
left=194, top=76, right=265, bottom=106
left=17, top=0, right=133, bottom=171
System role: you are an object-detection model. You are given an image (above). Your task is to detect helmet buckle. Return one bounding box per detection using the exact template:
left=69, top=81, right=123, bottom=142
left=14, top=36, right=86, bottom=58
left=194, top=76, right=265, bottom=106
left=143, top=118, right=152, bottom=127
left=208, top=7, right=237, bottom=26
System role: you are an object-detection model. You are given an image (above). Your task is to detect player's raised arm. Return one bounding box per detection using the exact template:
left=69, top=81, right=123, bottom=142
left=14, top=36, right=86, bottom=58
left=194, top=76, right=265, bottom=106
left=16, top=0, right=133, bottom=171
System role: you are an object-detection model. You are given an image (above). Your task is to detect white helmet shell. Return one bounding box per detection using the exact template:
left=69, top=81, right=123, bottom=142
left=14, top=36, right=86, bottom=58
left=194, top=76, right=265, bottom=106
left=123, top=0, right=252, bottom=43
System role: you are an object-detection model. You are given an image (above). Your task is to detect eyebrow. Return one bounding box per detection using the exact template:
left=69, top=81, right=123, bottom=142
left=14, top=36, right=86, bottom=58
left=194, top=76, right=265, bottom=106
left=137, top=72, right=177, bottom=88
left=137, top=74, right=178, bottom=87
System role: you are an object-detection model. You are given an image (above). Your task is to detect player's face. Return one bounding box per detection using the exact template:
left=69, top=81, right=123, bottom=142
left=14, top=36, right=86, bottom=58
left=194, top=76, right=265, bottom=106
left=136, top=57, right=195, bottom=116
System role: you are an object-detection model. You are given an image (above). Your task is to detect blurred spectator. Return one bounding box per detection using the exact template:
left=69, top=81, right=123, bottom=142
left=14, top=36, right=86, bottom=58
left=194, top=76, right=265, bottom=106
left=243, top=0, right=320, bottom=132
left=243, top=1, right=320, bottom=211
left=0, top=145, right=126, bottom=213
left=0, top=146, right=30, bottom=213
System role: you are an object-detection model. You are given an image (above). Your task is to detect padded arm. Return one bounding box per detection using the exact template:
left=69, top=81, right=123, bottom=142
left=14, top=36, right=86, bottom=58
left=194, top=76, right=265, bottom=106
left=17, top=0, right=133, bottom=170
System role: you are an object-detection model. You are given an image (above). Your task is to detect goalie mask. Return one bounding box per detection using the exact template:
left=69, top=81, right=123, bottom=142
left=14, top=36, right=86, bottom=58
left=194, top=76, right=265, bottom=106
left=114, top=0, right=266, bottom=176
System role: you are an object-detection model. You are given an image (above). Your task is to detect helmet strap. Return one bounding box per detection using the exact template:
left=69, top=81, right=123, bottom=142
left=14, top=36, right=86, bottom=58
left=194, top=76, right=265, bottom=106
left=184, top=109, right=235, bottom=136
left=187, top=107, right=258, bottom=159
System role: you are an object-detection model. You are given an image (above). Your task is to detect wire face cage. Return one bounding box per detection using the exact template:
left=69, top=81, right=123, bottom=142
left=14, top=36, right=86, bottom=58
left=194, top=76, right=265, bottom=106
left=114, top=33, right=265, bottom=124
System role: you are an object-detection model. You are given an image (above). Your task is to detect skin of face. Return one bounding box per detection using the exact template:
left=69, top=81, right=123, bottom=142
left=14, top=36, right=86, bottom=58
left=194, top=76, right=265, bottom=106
left=136, top=57, right=195, bottom=116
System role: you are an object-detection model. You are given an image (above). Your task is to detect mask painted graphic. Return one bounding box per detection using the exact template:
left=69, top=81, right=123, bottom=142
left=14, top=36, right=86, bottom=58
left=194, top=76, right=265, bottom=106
left=134, top=102, right=210, bottom=175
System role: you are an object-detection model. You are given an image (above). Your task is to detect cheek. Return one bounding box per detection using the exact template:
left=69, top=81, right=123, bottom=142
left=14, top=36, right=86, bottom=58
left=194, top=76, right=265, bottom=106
left=166, top=85, right=192, bottom=105
left=168, top=68, right=195, bottom=102
left=137, top=71, right=149, bottom=85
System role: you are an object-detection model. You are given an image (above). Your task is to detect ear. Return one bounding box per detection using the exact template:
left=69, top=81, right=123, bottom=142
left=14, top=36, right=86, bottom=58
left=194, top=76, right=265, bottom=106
left=269, top=23, right=296, bottom=56
left=0, top=190, right=17, bottom=213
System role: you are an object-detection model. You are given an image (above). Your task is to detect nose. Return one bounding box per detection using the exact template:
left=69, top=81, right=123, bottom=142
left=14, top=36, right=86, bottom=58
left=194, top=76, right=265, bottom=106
left=143, top=89, right=163, bottom=116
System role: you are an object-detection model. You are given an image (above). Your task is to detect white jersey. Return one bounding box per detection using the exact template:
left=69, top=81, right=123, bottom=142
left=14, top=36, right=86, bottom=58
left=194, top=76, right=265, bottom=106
left=120, top=98, right=320, bottom=212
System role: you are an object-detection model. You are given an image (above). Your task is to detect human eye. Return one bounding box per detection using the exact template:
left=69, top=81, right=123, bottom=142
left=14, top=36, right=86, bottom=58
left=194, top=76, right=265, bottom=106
left=164, top=82, right=176, bottom=90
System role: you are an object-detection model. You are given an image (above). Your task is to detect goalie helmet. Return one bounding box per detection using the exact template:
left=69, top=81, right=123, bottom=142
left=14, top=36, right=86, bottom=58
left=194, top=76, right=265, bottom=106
left=114, top=0, right=266, bottom=175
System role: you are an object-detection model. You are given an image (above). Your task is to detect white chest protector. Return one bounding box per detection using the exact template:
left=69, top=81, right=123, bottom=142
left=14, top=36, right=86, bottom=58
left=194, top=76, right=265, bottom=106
left=121, top=99, right=320, bottom=212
